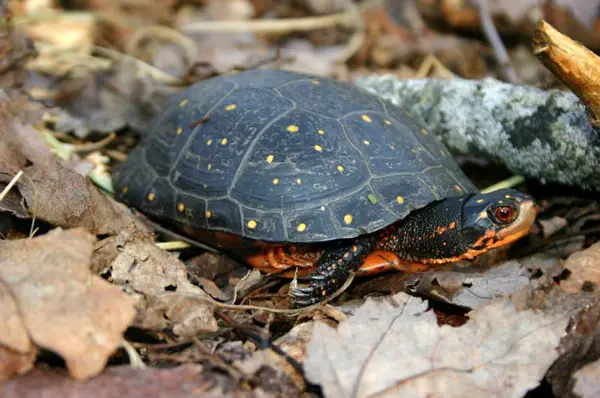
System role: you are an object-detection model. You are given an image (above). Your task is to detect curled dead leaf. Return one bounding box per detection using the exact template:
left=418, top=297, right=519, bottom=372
left=0, top=228, right=138, bottom=380
left=0, top=99, right=148, bottom=235
left=305, top=292, right=568, bottom=398
left=109, top=230, right=218, bottom=335
left=560, top=241, right=600, bottom=293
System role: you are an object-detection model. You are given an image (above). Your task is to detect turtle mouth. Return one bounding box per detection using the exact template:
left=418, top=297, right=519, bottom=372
left=488, top=199, right=537, bottom=249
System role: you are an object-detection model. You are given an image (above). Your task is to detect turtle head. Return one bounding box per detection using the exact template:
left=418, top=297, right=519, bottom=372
left=460, top=189, right=537, bottom=253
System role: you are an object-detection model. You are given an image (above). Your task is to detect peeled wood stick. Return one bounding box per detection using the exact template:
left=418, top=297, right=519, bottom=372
left=533, top=20, right=600, bottom=126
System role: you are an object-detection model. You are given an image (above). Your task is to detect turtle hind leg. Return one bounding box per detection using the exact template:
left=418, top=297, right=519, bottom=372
left=290, top=236, right=376, bottom=307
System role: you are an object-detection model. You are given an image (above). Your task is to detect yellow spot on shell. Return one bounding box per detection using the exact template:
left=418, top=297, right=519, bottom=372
left=296, top=178, right=302, bottom=184
left=455, top=185, right=462, bottom=192
left=121, top=186, right=128, bottom=193
left=361, top=115, right=372, bottom=123
left=287, top=125, right=299, bottom=133
left=312, top=80, right=320, bottom=85
left=147, top=192, right=155, bottom=201
left=498, top=200, right=504, bottom=204
left=344, top=214, right=353, bottom=225
left=206, top=210, right=212, bottom=218
left=206, top=139, right=212, bottom=145
left=421, top=128, right=428, bottom=135
left=273, top=178, right=279, bottom=185
left=318, top=129, right=325, bottom=135
left=396, top=196, right=405, bottom=204
left=266, top=154, right=274, bottom=163
left=177, top=203, right=185, bottom=212
left=505, top=194, right=511, bottom=198
left=390, top=145, right=395, bottom=150
left=221, top=138, right=227, bottom=145
left=208, top=164, right=212, bottom=170
left=314, top=144, right=323, bottom=152
left=477, top=199, right=484, bottom=203
left=176, top=127, right=183, bottom=135
left=225, top=104, right=237, bottom=111
left=337, top=165, right=344, bottom=172
left=179, top=98, right=188, bottom=107
left=247, top=220, right=257, bottom=229
left=363, top=140, right=370, bottom=145
left=297, top=223, right=307, bottom=232
left=384, top=120, right=391, bottom=125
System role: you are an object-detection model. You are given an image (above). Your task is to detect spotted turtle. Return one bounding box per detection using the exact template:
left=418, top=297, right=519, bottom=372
left=113, top=69, right=537, bottom=307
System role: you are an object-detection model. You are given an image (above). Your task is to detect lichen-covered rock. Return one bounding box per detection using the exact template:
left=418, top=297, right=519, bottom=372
left=355, top=75, right=600, bottom=191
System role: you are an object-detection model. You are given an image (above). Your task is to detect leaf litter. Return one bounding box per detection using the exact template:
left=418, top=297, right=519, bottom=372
left=304, top=292, right=569, bottom=398
left=0, top=228, right=137, bottom=380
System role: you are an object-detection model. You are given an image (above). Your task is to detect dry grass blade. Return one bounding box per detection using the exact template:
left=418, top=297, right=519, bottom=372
left=0, top=170, right=22, bottom=203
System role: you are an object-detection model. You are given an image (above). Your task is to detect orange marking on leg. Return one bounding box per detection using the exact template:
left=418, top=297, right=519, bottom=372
left=357, top=251, right=431, bottom=275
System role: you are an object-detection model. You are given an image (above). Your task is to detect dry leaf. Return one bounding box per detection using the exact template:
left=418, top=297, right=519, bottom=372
left=573, top=357, right=600, bottom=398
left=305, top=292, right=568, bottom=398
left=560, top=241, right=600, bottom=293
left=109, top=231, right=218, bottom=334
left=0, top=282, right=36, bottom=379
left=0, top=228, right=137, bottom=380
left=0, top=100, right=148, bottom=235
left=406, top=260, right=532, bottom=309
left=0, top=364, right=261, bottom=398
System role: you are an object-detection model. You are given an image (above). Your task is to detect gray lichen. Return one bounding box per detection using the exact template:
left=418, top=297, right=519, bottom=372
left=355, top=75, right=600, bottom=191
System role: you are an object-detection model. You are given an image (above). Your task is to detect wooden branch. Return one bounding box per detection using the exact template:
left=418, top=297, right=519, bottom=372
left=533, top=20, right=600, bottom=126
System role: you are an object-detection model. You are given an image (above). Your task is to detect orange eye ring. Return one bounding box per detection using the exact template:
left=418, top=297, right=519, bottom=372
left=494, top=206, right=515, bottom=223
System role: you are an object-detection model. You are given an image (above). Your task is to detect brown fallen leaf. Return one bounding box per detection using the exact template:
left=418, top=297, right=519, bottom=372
left=560, top=240, right=600, bottom=293
left=0, top=97, right=148, bottom=236
left=0, top=228, right=137, bottom=380
left=304, top=292, right=568, bottom=398
left=0, top=281, right=36, bottom=379
left=0, top=364, right=271, bottom=398
left=109, top=230, right=218, bottom=336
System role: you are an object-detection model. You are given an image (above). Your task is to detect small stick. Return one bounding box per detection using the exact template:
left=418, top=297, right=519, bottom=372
left=533, top=20, right=600, bottom=127
left=0, top=170, right=23, bottom=202
left=180, top=10, right=355, bottom=34
left=474, top=0, right=519, bottom=84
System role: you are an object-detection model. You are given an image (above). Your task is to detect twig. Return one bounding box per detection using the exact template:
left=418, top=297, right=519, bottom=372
left=0, top=170, right=23, bottom=203
left=158, top=273, right=355, bottom=315
left=71, top=132, right=116, bottom=152
left=180, top=9, right=355, bottom=34
left=121, top=339, right=146, bottom=369
left=533, top=20, right=600, bottom=127
left=125, top=25, right=198, bottom=65
left=474, top=0, right=519, bottom=84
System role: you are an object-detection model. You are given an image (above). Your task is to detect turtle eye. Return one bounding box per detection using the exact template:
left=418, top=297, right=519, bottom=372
left=493, top=205, right=516, bottom=224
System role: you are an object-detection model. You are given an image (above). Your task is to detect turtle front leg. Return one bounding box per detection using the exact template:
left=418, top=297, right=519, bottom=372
left=290, top=236, right=376, bottom=307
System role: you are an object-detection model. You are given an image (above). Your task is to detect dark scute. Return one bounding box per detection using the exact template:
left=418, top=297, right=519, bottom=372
left=370, top=174, right=434, bottom=219
left=145, top=77, right=236, bottom=176
left=113, top=147, right=154, bottom=205
left=419, top=167, right=475, bottom=200
left=174, top=191, right=208, bottom=229
left=328, top=185, right=393, bottom=238
left=284, top=206, right=337, bottom=242
left=240, top=206, right=285, bottom=241
left=232, top=109, right=369, bottom=211
left=206, top=198, right=242, bottom=235
left=140, top=178, right=175, bottom=219
left=171, top=87, right=294, bottom=197
left=224, top=69, right=311, bottom=88
left=276, top=78, right=386, bottom=118
left=341, top=112, right=439, bottom=175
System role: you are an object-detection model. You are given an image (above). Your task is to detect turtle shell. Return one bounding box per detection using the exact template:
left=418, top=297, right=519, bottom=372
left=114, top=69, right=476, bottom=243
